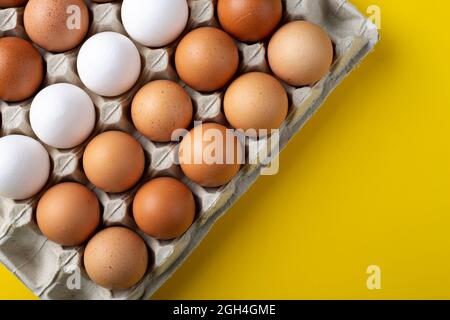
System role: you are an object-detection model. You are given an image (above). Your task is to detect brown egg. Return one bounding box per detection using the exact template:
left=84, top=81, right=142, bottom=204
left=268, top=21, right=334, bottom=87
left=224, top=72, right=288, bottom=136
left=84, top=227, right=149, bottom=290
left=133, top=177, right=195, bottom=240
left=131, top=80, right=193, bottom=142
left=24, top=0, right=89, bottom=52
left=217, top=0, right=282, bottom=42
left=0, top=37, right=43, bottom=102
left=175, top=27, right=239, bottom=92
left=36, top=182, right=100, bottom=246
left=0, top=0, right=28, bottom=8
left=83, top=131, right=145, bottom=193
left=179, top=123, right=242, bottom=188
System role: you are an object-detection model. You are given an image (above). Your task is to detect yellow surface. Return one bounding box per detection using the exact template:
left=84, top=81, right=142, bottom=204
left=1, top=0, right=450, bottom=300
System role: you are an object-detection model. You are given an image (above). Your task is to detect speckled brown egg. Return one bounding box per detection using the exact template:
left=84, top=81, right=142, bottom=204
left=179, top=123, right=243, bottom=188
left=24, top=0, right=89, bottom=52
left=218, top=0, right=282, bottom=42
left=84, top=227, right=149, bottom=290
left=83, top=131, right=145, bottom=193
left=131, top=80, right=193, bottom=142
left=224, top=72, right=288, bottom=136
left=0, top=37, right=43, bottom=102
left=133, top=177, right=196, bottom=240
left=268, top=21, right=334, bottom=87
left=175, top=27, right=239, bottom=92
left=36, top=182, right=100, bottom=247
left=0, top=0, right=28, bottom=8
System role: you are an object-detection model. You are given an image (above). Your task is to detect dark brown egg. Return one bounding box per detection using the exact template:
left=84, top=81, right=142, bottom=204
left=133, top=177, right=196, bottom=240
left=0, top=0, right=28, bottom=8
left=0, top=37, right=43, bottom=102
left=24, top=0, right=90, bottom=52
left=217, top=0, right=282, bottom=42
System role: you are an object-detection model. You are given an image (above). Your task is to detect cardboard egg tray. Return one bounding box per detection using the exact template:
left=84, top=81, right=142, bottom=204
left=0, top=0, right=379, bottom=299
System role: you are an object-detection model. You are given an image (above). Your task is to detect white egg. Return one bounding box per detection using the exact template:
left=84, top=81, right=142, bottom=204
left=0, top=135, right=50, bottom=200
left=77, top=32, right=141, bottom=97
left=121, top=0, right=189, bottom=47
left=30, top=83, right=96, bottom=149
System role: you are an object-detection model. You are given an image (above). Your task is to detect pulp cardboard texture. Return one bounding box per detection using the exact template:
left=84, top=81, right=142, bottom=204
left=0, top=0, right=378, bottom=300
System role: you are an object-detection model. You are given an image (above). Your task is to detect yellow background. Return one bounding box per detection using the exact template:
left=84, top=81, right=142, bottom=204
left=2, top=0, right=450, bottom=300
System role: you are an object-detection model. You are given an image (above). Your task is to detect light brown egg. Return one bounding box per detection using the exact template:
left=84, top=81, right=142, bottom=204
left=83, top=131, right=145, bottom=193
left=175, top=27, right=239, bottom=92
left=84, top=227, right=149, bottom=290
left=24, top=0, right=89, bottom=52
left=179, top=123, right=243, bottom=188
left=133, top=177, right=195, bottom=240
left=217, top=0, right=282, bottom=42
left=224, top=72, right=288, bottom=136
left=0, top=37, right=43, bottom=102
left=268, top=21, right=334, bottom=87
left=131, top=80, right=193, bottom=142
left=36, top=182, right=100, bottom=246
left=0, top=0, right=28, bottom=8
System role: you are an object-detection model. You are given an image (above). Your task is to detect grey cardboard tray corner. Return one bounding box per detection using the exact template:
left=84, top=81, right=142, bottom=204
left=0, top=0, right=379, bottom=300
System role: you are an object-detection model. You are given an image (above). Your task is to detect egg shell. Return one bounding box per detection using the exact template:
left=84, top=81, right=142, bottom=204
left=224, top=72, right=288, bottom=136
left=0, top=0, right=27, bottom=8
left=84, top=227, right=149, bottom=290
left=30, top=83, right=96, bottom=149
left=0, top=37, right=43, bottom=102
left=217, top=0, right=282, bottom=42
left=77, top=32, right=141, bottom=97
left=36, top=182, right=100, bottom=247
left=268, top=20, right=334, bottom=87
left=0, top=135, right=50, bottom=200
left=83, top=131, right=145, bottom=193
left=175, top=27, right=239, bottom=92
left=179, top=123, right=243, bottom=188
left=131, top=80, right=193, bottom=142
left=24, top=0, right=90, bottom=53
left=121, top=0, right=189, bottom=48
left=133, top=177, right=196, bottom=240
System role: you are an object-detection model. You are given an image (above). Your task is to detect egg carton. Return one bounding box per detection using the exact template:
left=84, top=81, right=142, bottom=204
left=0, top=0, right=378, bottom=300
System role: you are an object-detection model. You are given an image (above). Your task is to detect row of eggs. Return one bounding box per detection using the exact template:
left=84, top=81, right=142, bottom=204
left=1, top=0, right=333, bottom=101
left=0, top=120, right=242, bottom=198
